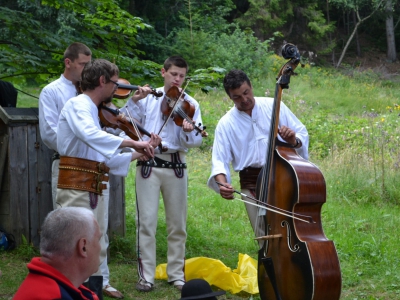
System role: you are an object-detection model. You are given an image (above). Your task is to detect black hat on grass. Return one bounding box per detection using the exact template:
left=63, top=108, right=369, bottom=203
left=180, top=279, right=226, bottom=300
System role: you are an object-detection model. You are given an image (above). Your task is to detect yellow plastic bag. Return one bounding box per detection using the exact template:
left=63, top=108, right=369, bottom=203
left=155, top=253, right=259, bottom=294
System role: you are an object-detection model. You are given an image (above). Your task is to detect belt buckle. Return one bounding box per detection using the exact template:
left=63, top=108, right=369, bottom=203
left=96, top=173, right=103, bottom=182
left=96, top=181, right=103, bottom=193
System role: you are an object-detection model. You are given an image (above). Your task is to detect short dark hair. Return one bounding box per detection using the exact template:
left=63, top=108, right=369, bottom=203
left=163, top=56, right=188, bottom=72
left=223, top=69, right=252, bottom=96
left=80, top=59, right=119, bottom=91
left=63, top=42, right=92, bottom=61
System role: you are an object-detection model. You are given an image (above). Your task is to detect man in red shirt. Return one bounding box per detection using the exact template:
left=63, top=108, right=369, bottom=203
left=13, top=207, right=102, bottom=300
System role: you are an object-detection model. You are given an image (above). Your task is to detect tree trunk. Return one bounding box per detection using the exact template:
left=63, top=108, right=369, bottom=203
left=385, top=0, right=397, bottom=62
left=353, top=10, right=361, bottom=57
left=128, top=0, right=135, bottom=15
left=327, top=0, right=336, bottom=65
left=336, top=2, right=384, bottom=68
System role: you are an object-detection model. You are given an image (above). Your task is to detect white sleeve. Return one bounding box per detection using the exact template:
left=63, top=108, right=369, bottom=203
left=39, top=87, right=59, bottom=151
left=106, top=152, right=132, bottom=176
left=62, top=101, right=123, bottom=159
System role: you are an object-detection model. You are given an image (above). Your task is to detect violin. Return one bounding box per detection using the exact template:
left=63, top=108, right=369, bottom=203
left=98, top=102, right=167, bottom=152
left=256, top=43, right=342, bottom=300
left=113, top=78, right=163, bottom=99
left=159, top=86, right=208, bottom=137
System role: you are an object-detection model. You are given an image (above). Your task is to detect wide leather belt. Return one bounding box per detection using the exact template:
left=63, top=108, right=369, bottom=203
left=136, top=156, right=187, bottom=169
left=57, top=156, right=110, bottom=195
left=239, top=167, right=262, bottom=190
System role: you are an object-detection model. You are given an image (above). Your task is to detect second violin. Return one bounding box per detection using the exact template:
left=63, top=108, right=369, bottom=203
left=160, top=86, right=208, bottom=137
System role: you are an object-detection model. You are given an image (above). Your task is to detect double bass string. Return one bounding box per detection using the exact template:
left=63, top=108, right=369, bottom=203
left=215, top=181, right=313, bottom=223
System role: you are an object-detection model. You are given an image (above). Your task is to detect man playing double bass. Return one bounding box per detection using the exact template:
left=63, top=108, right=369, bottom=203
left=207, top=69, right=309, bottom=241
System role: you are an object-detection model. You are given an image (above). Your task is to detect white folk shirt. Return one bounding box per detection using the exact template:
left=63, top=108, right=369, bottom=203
left=57, top=94, right=131, bottom=176
left=123, top=86, right=203, bottom=153
left=39, top=74, right=78, bottom=152
left=207, top=97, right=309, bottom=192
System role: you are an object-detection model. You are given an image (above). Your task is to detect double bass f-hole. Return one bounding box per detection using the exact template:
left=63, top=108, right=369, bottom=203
left=281, top=220, right=300, bottom=253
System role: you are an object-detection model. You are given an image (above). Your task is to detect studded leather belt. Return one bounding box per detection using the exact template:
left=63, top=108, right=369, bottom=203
left=137, top=156, right=187, bottom=169
left=57, top=156, right=110, bottom=195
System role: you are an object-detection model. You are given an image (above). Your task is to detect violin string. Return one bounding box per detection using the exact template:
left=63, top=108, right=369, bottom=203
left=175, top=106, right=202, bottom=132
left=124, top=107, right=142, bottom=140
left=175, top=106, right=195, bottom=125
left=125, top=106, right=157, bottom=166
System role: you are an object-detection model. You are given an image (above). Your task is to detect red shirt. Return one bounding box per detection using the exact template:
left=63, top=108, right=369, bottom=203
left=13, top=257, right=98, bottom=300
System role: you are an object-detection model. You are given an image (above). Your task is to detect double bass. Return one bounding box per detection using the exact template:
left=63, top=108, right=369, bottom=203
left=256, top=43, right=342, bottom=299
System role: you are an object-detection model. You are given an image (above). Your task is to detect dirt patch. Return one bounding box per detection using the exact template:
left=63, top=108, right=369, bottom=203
left=341, top=51, right=400, bottom=78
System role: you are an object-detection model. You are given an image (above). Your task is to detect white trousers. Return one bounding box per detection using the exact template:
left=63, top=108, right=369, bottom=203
left=135, top=153, right=187, bottom=285
left=241, top=188, right=266, bottom=248
left=100, top=187, right=110, bottom=286
left=51, top=159, right=60, bottom=209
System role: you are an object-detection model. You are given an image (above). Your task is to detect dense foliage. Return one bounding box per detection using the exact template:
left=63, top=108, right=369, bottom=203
left=1, top=0, right=399, bottom=90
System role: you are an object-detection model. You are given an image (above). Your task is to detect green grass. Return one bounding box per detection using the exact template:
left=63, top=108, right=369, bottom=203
left=1, top=64, right=400, bottom=299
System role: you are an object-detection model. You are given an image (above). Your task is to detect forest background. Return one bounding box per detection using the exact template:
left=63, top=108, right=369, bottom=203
left=1, top=0, right=400, bottom=299
left=1, top=0, right=400, bottom=86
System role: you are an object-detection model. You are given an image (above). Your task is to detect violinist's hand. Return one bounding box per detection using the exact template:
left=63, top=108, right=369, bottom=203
left=136, top=155, right=148, bottom=161
left=131, top=84, right=153, bottom=103
left=131, top=154, right=149, bottom=162
left=182, top=119, right=194, bottom=133
left=121, top=139, right=154, bottom=158
left=278, top=126, right=296, bottom=146
left=149, top=133, right=162, bottom=148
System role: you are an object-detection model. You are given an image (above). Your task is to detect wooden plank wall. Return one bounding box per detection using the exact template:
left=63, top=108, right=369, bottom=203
left=8, top=124, right=31, bottom=245
left=0, top=107, right=126, bottom=248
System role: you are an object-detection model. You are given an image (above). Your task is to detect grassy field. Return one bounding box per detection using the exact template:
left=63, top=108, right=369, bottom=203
left=1, top=63, right=400, bottom=299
